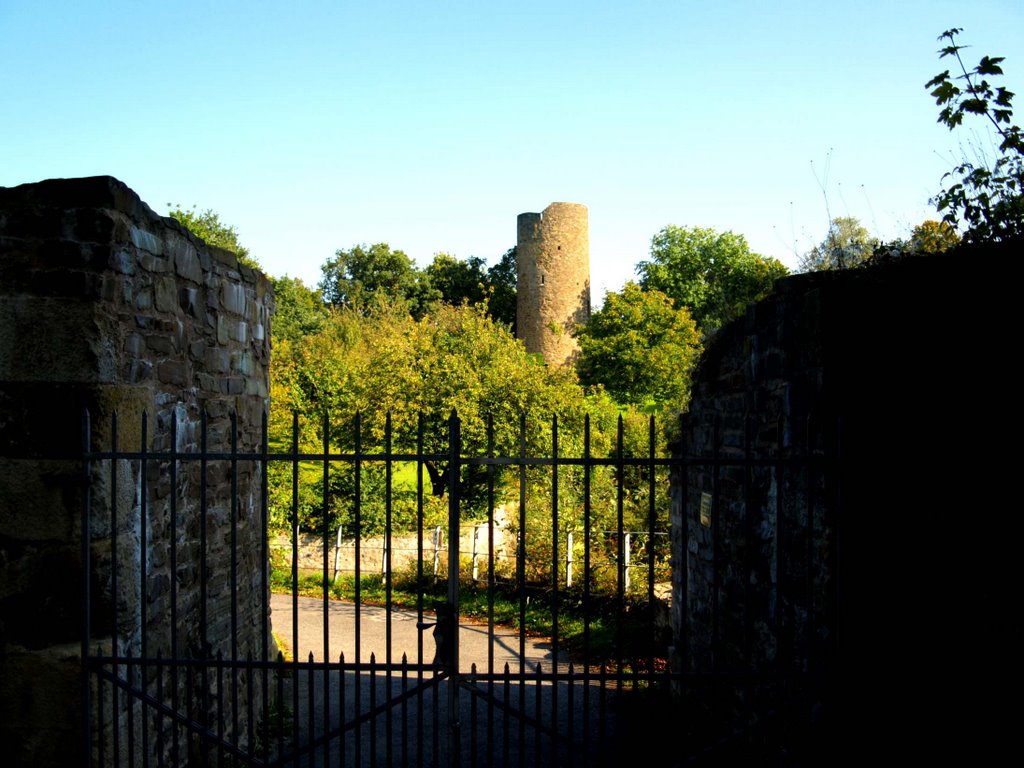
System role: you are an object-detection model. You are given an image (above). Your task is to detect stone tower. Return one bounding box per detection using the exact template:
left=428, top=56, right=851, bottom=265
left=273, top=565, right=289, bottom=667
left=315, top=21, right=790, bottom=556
left=516, top=202, right=590, bottom=367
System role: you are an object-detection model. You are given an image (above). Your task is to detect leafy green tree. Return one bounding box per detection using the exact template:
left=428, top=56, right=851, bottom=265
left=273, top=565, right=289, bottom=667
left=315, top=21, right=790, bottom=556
left=319, top=243, right=439, bottom=317
left=425, top=253, right=489, bottom=307
left=424, top=249, right=517, bottom=329
left=927, top=28, right=1024, bottom=242
left=576, top=282, right=702, bottom=411
left=636, top=225, right=788, bottom=336
left=168, top=204, right=260, bottom=270
left=799, top=216, right=877, bottom=272
left=270, top=275, right=329, bottom=344
left=485, top=247, right=518, bottom=331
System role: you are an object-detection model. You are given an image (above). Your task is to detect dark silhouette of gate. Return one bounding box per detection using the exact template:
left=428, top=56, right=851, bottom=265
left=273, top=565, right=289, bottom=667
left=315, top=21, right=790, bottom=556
left=81, top=409, right=833, bottom=766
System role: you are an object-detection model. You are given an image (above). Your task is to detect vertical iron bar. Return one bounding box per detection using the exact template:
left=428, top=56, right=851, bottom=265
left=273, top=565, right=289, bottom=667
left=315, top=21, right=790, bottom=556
left=401, top=655, right=409, bottom=768
left=354, top=412, right=363, bottom=768
left=486, top=414, right=496, bottom=759
left=385, top=412, right=394, bottom=768
left=339, top=652, right=347, bottom=768
left=230, top=410, right=239, bottom=746
left=321, top=410, right=331, bottom=767
left=680, top=415, right=690, bottom=681
left=126, top=647, right=135, bottom=768
left=582, top=415, right=591, bottom=768
left=200, top=412, right=210, bottom=739
left=502, top=664, right=511, bottom=768
left=549, top=415, right=559, bottom=768
left=155, top=652, right=164, bottom=768
left=289, top=411, right=300, bottom=764
left=260, top=409, right=270, bottom=763
left=517, top=413, right=527, bottom=768
left=217, top=651, right=225, bottom=766
left=616, top=415, right=624, bottom=679
left=139, top=412, right=149, bottom=767
left=370, top=654, right=378, bottom=768
left=447, top=410, right=462, bottom=767
left=307, top=652, right=315, bottom=761
left=81, top=409, right=92, bottom=767
left=647, top=415, right=657, bottom=681
left=169, top=410, right=180, bottom=765
left=110, top=410, right=120, bottom=766
left=711, top=414, right=720, bottom=675
left=416, top=414, right=425, bottom=768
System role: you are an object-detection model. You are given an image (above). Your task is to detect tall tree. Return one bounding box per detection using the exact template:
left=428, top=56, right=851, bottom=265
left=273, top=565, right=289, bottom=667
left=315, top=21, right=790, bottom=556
left=636, top=225, right=788, bottom=336
left=799, top=216, right=877, bottom=272
left=270, top=275, right=329, bottom=344
left=576, top=282, right=702, bottom=411
left=319, top=243, right=438, bottom=317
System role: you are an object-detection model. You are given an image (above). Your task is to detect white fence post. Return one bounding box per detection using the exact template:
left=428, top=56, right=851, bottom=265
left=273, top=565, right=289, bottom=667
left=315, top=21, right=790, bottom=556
left=432, top=525, right=443, bottom=579
left=333, top=524, right=343, bottom=584
left=566, top=529, right=574, bottom=588
left=624, top=532, right=631, bottom=593
left=471, top=524, right=481, bottom=584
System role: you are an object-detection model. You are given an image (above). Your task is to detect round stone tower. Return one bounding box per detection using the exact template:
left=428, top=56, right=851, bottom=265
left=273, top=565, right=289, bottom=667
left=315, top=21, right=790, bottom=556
left=516, top=202, right=590, bottom=367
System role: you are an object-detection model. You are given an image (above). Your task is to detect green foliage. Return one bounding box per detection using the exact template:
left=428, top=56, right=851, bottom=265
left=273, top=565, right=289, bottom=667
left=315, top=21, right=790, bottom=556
left=636, top=225, right=788, bottom=336
left=799, top=216, right=877, bottom=272
left=908, top=219, right=961, bottom=254
left=927, top=28, right=1024, bottom=242
left=484, top=247, right=518, bottom=331
left=319, top=243, right=440, bottom=318
left=168, top=204, right=260, bottom=270
left=269, top=275, right=329, bottom=344
left=576, top=282, right=702, bottom=411
left=426, top=253, right=489, bottom=307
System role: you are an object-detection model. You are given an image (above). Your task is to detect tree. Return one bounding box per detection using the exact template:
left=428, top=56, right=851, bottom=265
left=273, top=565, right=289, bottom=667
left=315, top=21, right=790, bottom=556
left=168, top=204, right=260, bottom=270
left=576, top=282, right=702, bottom=411
left=270, top=275, right=330, bottom=344
left=798, top=216, right=877, bottom=272
left=927, top=28, right=1024, bottom=242
left=908, top=219, right=961, bottom=254
left=319, top=243, right=439, bottom=317
left=425, top=253, right=489, bottom=307
left=484, top=247, right=518, bottom=331
left=636, top=225, right=788, bottom=336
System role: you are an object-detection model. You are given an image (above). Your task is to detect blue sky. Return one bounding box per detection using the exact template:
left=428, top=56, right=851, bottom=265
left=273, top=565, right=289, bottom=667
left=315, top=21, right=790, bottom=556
left=3, top=1, right=1022, bottom=302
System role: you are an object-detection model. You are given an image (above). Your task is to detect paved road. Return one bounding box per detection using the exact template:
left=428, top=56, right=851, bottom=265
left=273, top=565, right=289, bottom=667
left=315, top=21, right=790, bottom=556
left=269, top=592, right=571, bottom=672
left=265, top=594, right=616, bottom=767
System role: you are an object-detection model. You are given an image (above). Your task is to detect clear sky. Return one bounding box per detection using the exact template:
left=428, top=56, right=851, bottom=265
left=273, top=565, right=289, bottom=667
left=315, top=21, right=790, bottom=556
left=3, top=1, right=1022, bottom=302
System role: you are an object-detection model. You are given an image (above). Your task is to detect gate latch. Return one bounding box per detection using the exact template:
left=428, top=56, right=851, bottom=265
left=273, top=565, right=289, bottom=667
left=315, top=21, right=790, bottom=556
left=416, top=601, right=455, bottom=671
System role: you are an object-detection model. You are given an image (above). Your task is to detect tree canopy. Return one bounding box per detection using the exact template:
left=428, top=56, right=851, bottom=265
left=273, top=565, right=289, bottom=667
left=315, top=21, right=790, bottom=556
left=576, top=282, right=702, bottom=411
left=636, top=225, right=788, bottom=336
left=799, top=216, right=877, bottom=272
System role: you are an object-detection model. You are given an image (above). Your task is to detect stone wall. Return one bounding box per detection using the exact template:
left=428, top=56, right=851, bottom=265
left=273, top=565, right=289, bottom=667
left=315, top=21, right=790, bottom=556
left=670, top=242, right=1021, bottom=762
left=516, top=202, right=590, bottom=367
left=0, top=176, right=274, bottom=766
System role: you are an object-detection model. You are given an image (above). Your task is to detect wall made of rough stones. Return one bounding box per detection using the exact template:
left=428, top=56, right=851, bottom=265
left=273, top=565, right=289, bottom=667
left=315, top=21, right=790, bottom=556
left=670, top=242, right=1021, bottom=762
left=0, top=176, right=274, bottom=767
left=516, top=202, right=590, bottom=367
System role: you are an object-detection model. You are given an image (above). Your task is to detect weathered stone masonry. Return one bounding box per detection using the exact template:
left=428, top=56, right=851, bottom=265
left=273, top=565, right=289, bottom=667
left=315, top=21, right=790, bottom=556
left=516, top=202, right=590, bottom=367
left=0, top=176, right=274, bottom=766
left=671, top=243, right=1021, bottom=761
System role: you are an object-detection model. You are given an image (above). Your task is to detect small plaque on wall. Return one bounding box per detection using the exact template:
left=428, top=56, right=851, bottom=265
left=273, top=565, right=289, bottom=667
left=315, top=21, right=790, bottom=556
left=699, top=492, right=712, bottom=528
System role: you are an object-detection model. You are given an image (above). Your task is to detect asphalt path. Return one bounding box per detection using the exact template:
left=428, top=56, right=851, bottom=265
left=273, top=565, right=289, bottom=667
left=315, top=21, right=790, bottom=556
left=269, top=592, right=571, bottom=672
left=265, top=593, right=615, bottom=767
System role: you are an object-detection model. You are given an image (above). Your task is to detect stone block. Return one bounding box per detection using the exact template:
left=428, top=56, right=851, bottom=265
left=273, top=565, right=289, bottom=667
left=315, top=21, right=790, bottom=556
left=129, top=225, right=163, bottom=255
left=154, top=277, right=176, bottom=313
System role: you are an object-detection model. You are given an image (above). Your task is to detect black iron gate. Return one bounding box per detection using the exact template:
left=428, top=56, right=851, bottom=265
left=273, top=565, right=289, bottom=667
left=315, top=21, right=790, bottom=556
left=81, top=409, right=835, bottom=767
